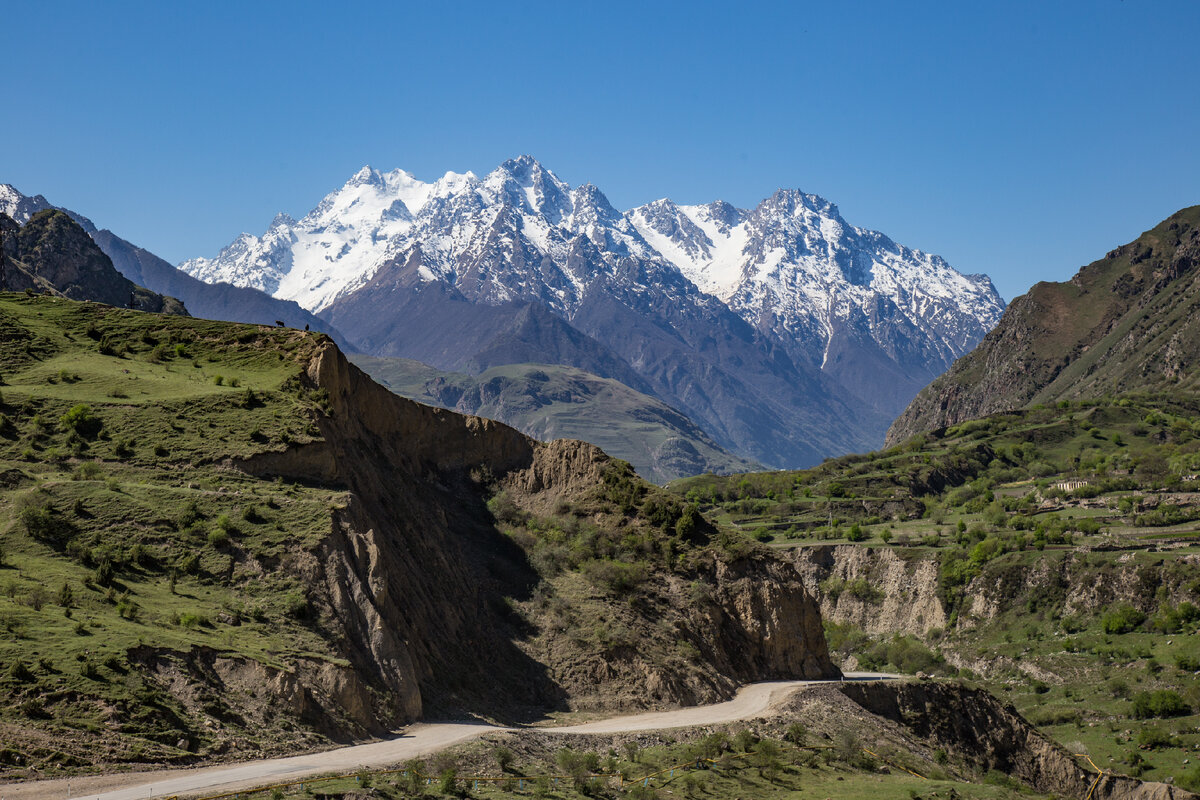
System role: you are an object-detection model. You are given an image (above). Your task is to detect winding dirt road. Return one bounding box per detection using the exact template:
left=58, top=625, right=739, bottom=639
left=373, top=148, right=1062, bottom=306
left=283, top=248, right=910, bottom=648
left=2, top=674, right=891, bottom=800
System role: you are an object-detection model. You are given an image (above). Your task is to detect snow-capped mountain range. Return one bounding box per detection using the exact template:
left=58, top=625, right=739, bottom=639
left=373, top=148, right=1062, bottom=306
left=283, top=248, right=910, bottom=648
left=179, top=156, right=1005, bottom=467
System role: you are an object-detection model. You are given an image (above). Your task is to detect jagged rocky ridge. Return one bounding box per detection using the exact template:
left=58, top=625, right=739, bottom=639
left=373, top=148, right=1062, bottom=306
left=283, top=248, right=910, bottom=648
left=179, top=157, right=1004, bottom=467
left=889, top=206, right=1200, bottom=444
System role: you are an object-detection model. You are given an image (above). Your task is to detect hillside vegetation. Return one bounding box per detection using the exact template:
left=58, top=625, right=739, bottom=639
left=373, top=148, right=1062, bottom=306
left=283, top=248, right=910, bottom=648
left=0, top=294, right=833, bottom=778
left=671, top=395, right=1200, bottom=786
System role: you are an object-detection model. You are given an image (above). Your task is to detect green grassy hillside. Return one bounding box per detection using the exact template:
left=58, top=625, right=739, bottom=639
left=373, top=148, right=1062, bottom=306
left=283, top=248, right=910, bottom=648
left=0, top=294, right=837, bottom=779
left=0, top=295, right=344, bottom=767
left=670, top=395, right=1200, bottom=786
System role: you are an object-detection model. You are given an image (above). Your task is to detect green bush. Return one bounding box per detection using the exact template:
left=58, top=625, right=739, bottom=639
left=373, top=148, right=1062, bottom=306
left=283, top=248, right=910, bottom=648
left=21, top=503, right=76, bottom=549
left=580, top=558, right=647, bottom=596
left=1137, top=727, right=1175, bottom=749
left=1102, top=604, right=1146, bottom=634
left=60, top=404, right=102, bottom=438
left=1131, top=689, right=1189, bottom=719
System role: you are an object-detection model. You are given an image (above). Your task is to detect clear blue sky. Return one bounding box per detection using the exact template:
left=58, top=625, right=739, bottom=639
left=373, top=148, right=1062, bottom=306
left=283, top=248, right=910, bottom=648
left=5, top=0, right=1198, bottom=300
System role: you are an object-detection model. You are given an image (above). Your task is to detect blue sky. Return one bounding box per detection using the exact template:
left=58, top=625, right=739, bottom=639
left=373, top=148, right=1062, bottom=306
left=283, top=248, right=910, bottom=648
left=4, top=0, right=1198, bottom=300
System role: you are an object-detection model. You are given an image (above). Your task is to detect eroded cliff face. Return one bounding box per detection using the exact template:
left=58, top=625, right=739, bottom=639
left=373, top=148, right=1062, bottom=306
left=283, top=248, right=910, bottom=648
left=792, top=545, right=947, bottom=636
left=840, top=681, right=1196, bottom=800
left=796, top=545, right=1198, bottom=639
left=223, top=341, right=837, bottom=732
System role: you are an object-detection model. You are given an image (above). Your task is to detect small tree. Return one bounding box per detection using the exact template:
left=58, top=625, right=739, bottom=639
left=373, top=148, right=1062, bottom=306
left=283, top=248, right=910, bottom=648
left=60, top=405, right=102, bottom=438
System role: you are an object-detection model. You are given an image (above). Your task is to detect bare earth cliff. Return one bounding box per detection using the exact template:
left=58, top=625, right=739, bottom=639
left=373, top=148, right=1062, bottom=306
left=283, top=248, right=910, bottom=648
left=219, top=340, right=837, bottom=732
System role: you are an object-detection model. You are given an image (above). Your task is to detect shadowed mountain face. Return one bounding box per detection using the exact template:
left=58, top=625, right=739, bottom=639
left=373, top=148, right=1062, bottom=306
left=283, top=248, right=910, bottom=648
left=1, top=210, right=185, bottom=314
left=180, top=157, right=1004, bottom=468
left=90, top=230, right=351, bottom=349
left=0, top=184, right=349, bottom=345
left=889, top=206, right=1200, bottom=445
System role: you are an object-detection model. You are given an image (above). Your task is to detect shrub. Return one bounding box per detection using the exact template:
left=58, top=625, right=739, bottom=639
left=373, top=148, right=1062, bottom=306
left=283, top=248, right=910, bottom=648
left=21, top=503, right=76, bottom=549
left=1174, top=654, right=1200, bottom=672
left=5, top=660, right=34, bottom=682
left=580, top=558, right=647, bottom=596
left=732, top=729, right=758, bottom=752
left=283, top=593, right=311, bottom=619
left=438, top=768, right=457, bottom=795
left=94, top=559, right=115, bottom=586
left=1102, top=604, right=1146, bottom=634
left=1131, top=689, right=1190, bottom=719
left=1137, top=727, right=1175, bottom=749
left=73, top=461, right=103, bottom=480
left=60, top=404, right=102, bottom=438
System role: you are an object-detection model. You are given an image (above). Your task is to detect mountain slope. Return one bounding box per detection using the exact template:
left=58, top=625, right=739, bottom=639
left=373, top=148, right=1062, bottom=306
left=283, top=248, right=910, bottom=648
left=888, top=206, right=1200, bottom=444
left=1, top=209, right=185, bottom=313
left=1, top=183, right=350, bottom=344
left=0, top=294, right=835, bottom=774
left=352, top=356, right=759, bottom=483
left=180, top=157, right=1002, bottom=467
left=629, top=192, right=1003, bottom=414
left=89, top=229, right=351, bottom=348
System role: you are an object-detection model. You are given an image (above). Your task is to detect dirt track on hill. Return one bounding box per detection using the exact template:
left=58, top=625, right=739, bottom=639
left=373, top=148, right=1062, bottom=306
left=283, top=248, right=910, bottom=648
left=0, top=675, right=891, bottom=800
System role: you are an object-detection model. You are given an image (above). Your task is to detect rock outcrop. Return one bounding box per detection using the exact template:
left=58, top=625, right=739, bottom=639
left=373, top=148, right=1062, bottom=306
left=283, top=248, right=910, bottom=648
left=840, top=681, right=1197, bottom=800
left=230, top=340, right=837, bottom=728
left=792, top=545, right=947, bottom=636
left=1, top=210, right=185, bottom=313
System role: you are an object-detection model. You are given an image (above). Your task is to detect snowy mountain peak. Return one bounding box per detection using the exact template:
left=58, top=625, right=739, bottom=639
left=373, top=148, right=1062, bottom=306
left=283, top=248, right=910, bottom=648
left=346, top=165, right=384, bottom=189
left=178, top=158, right=1003, bottom=382
left=269, top=212, right=296, bottom=230
left=570, top=183, right=621, bottom=228
left=0, top=184, right=98, bottom=233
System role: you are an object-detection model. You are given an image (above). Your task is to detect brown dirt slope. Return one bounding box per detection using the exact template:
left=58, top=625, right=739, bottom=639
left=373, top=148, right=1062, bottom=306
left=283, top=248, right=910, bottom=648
left=888, top=206, right=1200, bottom=444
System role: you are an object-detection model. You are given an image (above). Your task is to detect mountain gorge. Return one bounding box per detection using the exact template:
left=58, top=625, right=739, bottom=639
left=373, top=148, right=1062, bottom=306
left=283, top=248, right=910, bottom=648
left=180, top=157, right=1005, bottom=469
